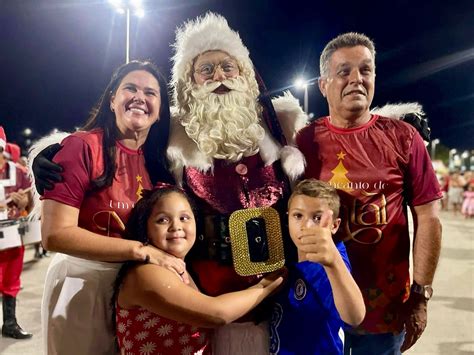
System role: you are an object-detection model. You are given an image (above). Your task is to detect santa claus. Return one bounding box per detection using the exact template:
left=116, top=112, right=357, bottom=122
left=165, top=13, right=307, bottom=353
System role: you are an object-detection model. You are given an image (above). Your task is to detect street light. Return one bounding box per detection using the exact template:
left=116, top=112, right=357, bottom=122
left=108, top=0, right=144, bottom=63
left=431, top=138, right=440, bottom=159
left=461, top=151, right=469, bottom=172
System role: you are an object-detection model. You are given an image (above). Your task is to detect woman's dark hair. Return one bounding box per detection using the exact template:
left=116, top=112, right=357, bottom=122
left=81, top=60, right=174, bottom=189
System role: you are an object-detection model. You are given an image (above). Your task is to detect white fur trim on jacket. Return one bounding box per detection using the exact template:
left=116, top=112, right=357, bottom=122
left=166, top=118, right=212, bottom=186
left=280, top=146, right=306, bottom=182
left=272, top=91, right=308, bottom=145
left=371, top=102, right=424, bottom=119
left=171, top=12, right=253, bottom=86
left=27, top=131, right=70, bottom=220
left=166, top=94, right=307, bottom=185
left=165, top=117, right=284, bottom=183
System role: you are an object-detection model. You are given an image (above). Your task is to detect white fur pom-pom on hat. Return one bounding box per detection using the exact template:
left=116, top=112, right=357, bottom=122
left=0, top=126, right=7, bottom=150
left=171, top=12, right=253, bottom=86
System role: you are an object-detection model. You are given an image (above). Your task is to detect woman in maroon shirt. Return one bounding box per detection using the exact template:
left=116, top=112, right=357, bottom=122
left=40, top=61, right=186, bottom=355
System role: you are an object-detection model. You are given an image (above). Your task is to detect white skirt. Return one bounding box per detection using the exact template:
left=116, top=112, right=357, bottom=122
left=41, top=253, right=123, bottom=355
left=212, top=321, right=270, bottom=355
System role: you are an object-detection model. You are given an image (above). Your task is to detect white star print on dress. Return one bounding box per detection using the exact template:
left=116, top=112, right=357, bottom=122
left=139, top=341, right=157, bottom=355
left=179, top=334, right=190, bottom=344
left=135, top=331, right=149, bottom=341
left=123, top=339, right=133, bottom=350
left=117, top=322, right=127, bottom=333
left=136, top=311, right=151, bottom=322
left=116, top=304, right=211, bottom=354
left=144, top=317, right=159, bottom=329
left=157, top=324, right=173, bottom=337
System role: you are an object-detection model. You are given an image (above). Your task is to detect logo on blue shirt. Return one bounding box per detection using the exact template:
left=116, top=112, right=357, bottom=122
left=294, top=278, right=307, bottom=301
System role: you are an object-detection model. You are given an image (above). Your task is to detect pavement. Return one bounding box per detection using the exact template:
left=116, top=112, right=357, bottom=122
left=0, top=210, right=473, bottom=354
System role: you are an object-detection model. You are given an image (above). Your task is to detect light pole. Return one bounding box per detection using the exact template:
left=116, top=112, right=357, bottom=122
left=461, top=151, right=469, bottom=172
left=431, top=138, right=440, bottom=159
left=20, top=127, right=33, bottom=150
left=108, top=0, right=144, bottom=63
left=449, top=149, right=457, bottom=171
left=294, top=78, right=309, bottom=114
left=294, top=78, right=308, bottom=113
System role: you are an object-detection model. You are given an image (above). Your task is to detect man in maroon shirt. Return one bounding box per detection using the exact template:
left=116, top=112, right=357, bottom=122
left=296, top=33, right=442, bottom=354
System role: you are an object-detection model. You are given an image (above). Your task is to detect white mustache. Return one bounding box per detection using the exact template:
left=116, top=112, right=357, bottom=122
left=192, top=77, right=248, bottom=99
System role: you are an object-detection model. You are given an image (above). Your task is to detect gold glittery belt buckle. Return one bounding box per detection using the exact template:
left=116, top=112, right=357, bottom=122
left=228, top=207, right=285, bottom=276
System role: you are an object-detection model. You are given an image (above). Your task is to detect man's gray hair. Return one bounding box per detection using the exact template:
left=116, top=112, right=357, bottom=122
left=319, top=32, right=376, bottom=78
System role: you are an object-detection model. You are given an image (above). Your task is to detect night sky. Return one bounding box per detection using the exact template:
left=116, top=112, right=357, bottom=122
left=1, top=0, right=473, bottom=152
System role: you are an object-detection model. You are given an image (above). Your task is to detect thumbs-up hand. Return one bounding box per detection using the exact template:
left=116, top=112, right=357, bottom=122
left=298, top=210, right=338, bottom=266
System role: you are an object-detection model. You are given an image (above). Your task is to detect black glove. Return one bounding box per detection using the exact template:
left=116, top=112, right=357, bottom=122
left=32, top=143, right=64, bottom=195
left=400, top=112, right=431, bottom=143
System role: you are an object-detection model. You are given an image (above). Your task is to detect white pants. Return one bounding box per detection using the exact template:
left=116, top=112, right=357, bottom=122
left=42, top=254, right=122, bottom=355
left=212, top=321, right=270, bottom=355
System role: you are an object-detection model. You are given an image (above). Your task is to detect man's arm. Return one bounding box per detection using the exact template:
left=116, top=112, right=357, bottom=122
left=412, top=200, right=442, bottom=285
left=401, top=199, right=442, bottom=352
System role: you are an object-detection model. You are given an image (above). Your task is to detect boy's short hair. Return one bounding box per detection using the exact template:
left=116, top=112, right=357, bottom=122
left=289, top=179, right=340, bottom=217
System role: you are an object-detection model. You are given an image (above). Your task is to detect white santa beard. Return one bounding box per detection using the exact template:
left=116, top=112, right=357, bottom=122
left=181, top=77, right=265, bottom=162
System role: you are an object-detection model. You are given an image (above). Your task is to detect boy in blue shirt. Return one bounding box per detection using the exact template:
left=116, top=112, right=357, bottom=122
left=270, top=179, right=365, bottom=354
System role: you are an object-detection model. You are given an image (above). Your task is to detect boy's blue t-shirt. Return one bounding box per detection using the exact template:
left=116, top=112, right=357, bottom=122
left=270, top=241, right=350, bottom=355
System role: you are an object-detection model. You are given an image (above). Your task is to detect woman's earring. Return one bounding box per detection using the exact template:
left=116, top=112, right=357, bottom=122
left=110, top=104, right=115, bottom=112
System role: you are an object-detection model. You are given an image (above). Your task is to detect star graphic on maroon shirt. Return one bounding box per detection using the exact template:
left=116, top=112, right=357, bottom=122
left=336, top=151, right=346, bottom=160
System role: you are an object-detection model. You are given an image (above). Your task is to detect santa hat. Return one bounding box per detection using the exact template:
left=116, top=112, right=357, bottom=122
left=0, top=126, right=6, bottom=150
left=171, top=12, right=254, bottom=86
left=5, top=143, right=21, bottom=163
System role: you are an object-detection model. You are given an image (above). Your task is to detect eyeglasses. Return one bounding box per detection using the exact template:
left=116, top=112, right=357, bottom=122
left=194, top=60, right=239, bottom=79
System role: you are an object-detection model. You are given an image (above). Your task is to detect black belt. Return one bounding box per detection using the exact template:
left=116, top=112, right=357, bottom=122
left=191, top=214, right=233, bottom=265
